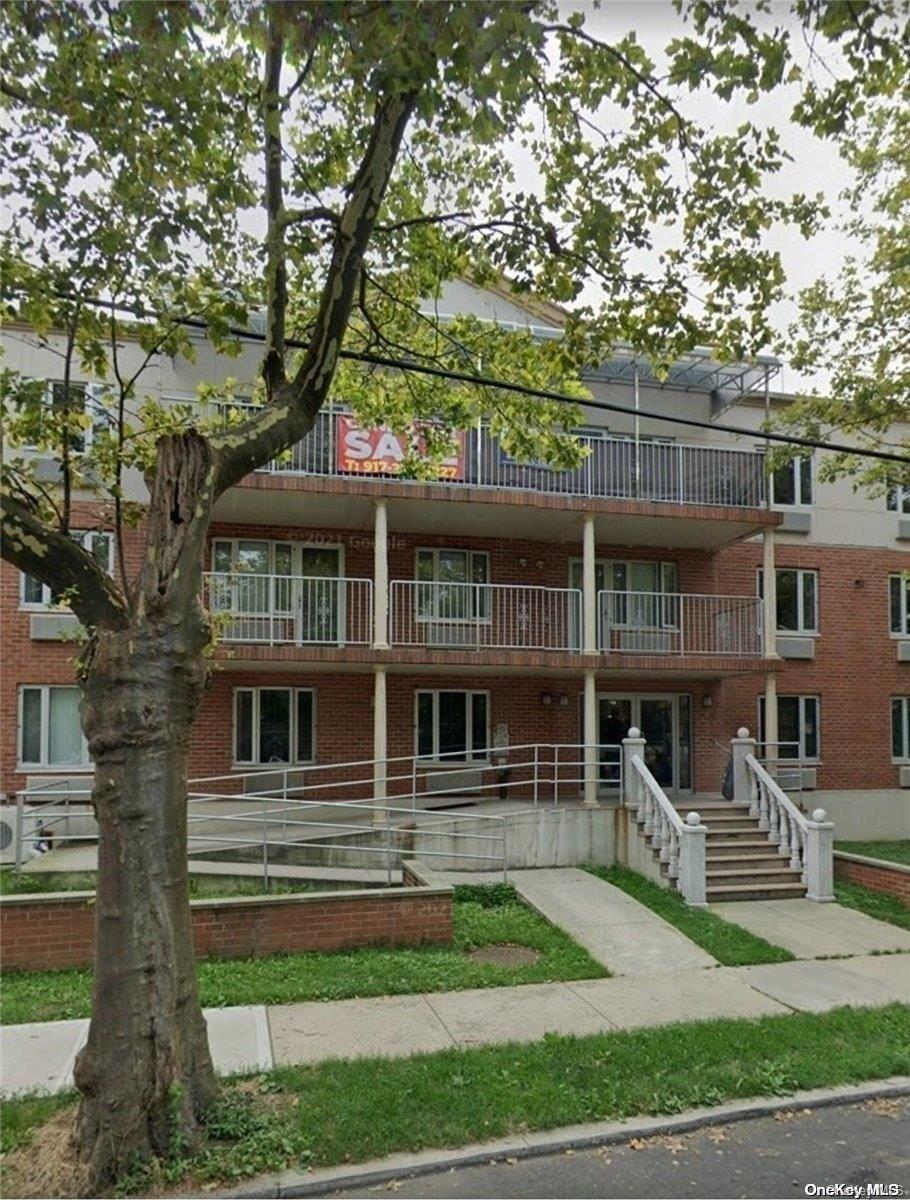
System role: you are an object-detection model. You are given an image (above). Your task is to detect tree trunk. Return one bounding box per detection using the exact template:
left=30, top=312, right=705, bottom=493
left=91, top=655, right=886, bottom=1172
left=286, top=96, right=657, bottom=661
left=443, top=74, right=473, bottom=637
left=72, top=432, right=219, bottom=1191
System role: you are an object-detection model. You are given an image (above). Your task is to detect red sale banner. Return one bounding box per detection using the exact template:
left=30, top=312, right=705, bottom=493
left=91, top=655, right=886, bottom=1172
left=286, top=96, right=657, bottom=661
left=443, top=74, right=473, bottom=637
left=335, top=415, right=465, bottom=480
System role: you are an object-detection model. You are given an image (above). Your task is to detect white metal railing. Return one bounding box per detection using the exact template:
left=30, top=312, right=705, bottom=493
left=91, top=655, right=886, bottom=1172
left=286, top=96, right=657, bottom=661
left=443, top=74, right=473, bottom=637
left=390, top=581, right=582, bottom=651
left=253, top=405, right=768, bottom=509
left=203, top=572, right=373, bottom=646
left=599, top=590, right=763, bottom=657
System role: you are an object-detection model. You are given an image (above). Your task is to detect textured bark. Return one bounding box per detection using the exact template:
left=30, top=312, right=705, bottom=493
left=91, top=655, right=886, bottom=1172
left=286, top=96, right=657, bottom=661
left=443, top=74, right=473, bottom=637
left=71, top=431, right=218, bottom=1190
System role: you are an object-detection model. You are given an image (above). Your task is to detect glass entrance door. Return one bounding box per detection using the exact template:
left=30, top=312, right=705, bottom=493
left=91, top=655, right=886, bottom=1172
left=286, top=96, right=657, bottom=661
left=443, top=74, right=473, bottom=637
left=298, top=547, right=343, bottom=644
left=597, top=693, right=692, bottom=792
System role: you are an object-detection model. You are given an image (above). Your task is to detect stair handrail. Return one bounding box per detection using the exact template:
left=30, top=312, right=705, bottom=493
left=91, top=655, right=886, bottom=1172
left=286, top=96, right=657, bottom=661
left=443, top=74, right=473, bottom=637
left=743, top=751, right=809, bottom=877
left=629, top=752, right=706, bottom=907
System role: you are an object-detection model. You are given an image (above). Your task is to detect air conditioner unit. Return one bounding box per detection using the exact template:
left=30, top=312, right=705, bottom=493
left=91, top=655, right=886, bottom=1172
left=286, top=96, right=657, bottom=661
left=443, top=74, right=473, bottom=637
left=617, top=630, right=676, bottom=653
left=0, top=806, right=54, bottom=865
left=426, top=623, right=481, bottom=649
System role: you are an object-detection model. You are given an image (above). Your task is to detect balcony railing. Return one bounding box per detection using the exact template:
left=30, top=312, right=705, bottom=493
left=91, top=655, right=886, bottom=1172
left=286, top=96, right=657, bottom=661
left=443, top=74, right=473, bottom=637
left=390, top=580, right=582, bottom=652
left=203, top=573, right=373, bottom=646
left=598, top=590, right=763, bottom=657
left=254, top=407, right=767, bottom=509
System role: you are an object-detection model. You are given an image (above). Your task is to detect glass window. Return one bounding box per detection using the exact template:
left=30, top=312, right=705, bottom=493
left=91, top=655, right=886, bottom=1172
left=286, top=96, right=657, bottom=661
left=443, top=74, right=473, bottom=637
left=771, top=456, right=812, bottom=506
left=20, top=685, right=89, bottom=767
left=21, top=531, right=114, bottom=608
left=758, top=568, right=818, bottom=633
left=233, top=688, right=315, bottom=765
left=415, top=691, right=489, bottom=761
left=892, top=698, right=910, bottom=760
left=575, top=559, right=680, bottom=630
left=759, top=695, right=820, bottom=760
left=887, top=485, right=910, bottom=514
left=890, top=575, right=910, bottom=635
left=415, top=549, right=489, bottom=620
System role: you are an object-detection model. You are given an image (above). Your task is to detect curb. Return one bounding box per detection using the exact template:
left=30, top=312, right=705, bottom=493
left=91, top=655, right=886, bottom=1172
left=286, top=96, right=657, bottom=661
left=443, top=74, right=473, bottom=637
left=222, top=1075, right=910, bottom=1198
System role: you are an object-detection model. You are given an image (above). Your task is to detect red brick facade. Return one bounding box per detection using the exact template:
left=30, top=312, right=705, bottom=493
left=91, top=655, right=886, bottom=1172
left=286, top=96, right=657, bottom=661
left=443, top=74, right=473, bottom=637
left=0, top=885, right=454, bottom=972
left=2, top=498, right=908, bottom=800
left=833, top=854, right=910, bottom=904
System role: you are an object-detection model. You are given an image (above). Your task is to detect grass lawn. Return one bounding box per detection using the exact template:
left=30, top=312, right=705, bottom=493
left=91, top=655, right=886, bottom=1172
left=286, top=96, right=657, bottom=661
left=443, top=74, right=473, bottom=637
left=0, top=868, right=314, bottom=898
left=835, top=840, right=910, bottom=867
left=585, top=864, right=794, bottom=966
left=834, top=879, right=910, bottom=931
left=0, top=885, right=606, bottom=1026
left=3, top=1004, right=908, bottom=1195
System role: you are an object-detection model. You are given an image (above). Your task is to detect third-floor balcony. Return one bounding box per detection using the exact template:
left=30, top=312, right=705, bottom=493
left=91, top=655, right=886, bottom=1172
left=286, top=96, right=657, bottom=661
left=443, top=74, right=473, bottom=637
left=251, top=407, right=768, bottom=511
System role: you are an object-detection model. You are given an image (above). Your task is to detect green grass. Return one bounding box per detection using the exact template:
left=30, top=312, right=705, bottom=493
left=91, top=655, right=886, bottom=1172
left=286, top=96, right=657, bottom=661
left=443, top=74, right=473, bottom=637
left=834, top=880, right=910, bottom=930
left=0, top=868, right=315, bottom=898
left=835, top=840, right=910, bottom=867
left=584, top=864, right=794, bottom=966
left=3, top=1005, right=908, bottom=1192
left=0, top=887, right=606, bottom=1025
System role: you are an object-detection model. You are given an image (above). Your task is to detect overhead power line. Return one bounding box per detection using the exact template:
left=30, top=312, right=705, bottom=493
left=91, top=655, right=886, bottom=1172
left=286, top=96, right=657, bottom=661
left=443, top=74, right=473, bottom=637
left=26, top=292, right=910, bottom=467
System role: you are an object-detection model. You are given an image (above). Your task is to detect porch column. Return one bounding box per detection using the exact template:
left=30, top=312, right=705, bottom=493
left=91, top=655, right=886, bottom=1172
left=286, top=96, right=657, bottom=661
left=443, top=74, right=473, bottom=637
left=583, top=669, right=598, bottom=806
left=761, top=528, right=777, bottom=660
left=763, top=671, right=778, bottom=772
left=372, top=666, right=387, bottom=826
left=373, top=499, right=389, bottom=649
left=582, top=513, right=597, bottom=654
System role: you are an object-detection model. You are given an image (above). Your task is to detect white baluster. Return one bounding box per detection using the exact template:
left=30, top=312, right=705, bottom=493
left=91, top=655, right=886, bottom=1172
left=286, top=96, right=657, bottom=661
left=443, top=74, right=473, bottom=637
left=659, top=811, right=670, bottom=861
left=790, top=823, right=803, bottom=872
left=768, top=792, right=780, bottom=844
left=635, top=770, right=646, bottom=823
left=643, top=784, right=654, bottom=835
left=668, top=827, right=679, bottom=878
left=778, top=809, right=790, bottom=858
left=758, top=779, right=770, bottom=832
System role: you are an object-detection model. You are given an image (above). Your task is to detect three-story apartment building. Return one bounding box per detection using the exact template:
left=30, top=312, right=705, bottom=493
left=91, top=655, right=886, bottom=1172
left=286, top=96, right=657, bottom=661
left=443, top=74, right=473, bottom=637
left=2, top=281, right=908, bottom=837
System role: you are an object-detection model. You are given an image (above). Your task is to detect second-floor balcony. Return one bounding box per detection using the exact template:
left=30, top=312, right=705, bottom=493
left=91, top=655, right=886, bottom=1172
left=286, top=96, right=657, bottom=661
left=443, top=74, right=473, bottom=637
left=203, top=573, right=764, bottom=660
left=251, top=407, right=768, bottom=510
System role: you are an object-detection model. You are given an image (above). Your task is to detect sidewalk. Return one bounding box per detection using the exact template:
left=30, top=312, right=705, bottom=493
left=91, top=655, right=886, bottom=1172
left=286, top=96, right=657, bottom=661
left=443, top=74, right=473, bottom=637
left=3, top=951, right=907, bottom=1099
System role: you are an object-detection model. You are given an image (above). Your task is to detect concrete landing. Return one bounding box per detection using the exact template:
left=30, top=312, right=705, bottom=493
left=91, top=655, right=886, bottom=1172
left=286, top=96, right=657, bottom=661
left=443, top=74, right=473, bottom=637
left=507, top=867, right=717, bottom=975
left=710, top=898, right=910, bottom=959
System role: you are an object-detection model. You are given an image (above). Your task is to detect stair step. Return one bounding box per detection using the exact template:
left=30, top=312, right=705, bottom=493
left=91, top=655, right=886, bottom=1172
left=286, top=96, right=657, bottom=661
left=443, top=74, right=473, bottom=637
left=671, top=801, right=751, bottom=812
left=707, top=881, right=807, bottom=902
left=707, top=857, right=795, bottom=871
left=708, top=839, right=777, bottom=850
left=707, top=867, right=804, bottom=884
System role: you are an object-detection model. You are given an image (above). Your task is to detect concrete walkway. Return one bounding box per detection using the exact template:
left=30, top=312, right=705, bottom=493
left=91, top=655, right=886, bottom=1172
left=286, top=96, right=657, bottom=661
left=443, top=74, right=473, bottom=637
left=710, top=898, right=910, bottom=959
left=507, top=868, right=717, bottom=975
left=3, top=952, right=908, bottom=1099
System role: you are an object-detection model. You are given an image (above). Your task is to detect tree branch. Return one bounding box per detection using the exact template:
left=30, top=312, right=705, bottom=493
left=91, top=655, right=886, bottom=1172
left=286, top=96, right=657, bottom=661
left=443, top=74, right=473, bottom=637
left=0, top=494, right=128, bottom=630
left=261, top=6, right=288, bottom=398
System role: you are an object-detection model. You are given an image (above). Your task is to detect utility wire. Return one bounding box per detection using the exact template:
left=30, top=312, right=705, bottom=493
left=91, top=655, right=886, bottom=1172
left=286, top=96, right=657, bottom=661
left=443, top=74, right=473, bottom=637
left=25, top=292, right=910, bottom=467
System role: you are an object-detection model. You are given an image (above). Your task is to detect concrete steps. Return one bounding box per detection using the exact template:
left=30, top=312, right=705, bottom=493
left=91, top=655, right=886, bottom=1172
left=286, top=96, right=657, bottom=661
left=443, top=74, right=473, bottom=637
left=637, top=794, right=807, bottom=902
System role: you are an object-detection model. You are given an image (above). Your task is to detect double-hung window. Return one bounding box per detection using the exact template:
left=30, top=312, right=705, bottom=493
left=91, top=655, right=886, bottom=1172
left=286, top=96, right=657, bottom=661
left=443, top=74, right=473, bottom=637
left=19, top=685, right=89, bottom=768
left=892, top=698, right=910, bottom=761
left=758, top=695, right=820, bottom=760
left=415, top=549, right=490, bottom=621
left=21, top=531, right=114, bottom=608
left=889, top=575, right=910, bottom=636
left=771, top=456, right=813, bottom=506
left=211, top=539, right=294, bottom=616
left=572, top=559, right=679, bottom=629
left=233, top=687, right=315, bottom=765
left=886, top=485, right=910, bottom=514
left=416, top=691, right=489, bottom=761
left=758, top=567, right=818, bottom=634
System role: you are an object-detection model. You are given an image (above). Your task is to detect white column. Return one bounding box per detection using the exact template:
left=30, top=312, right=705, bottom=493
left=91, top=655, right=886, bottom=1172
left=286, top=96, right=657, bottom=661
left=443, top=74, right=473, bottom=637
left=372, top=666, right=387, bottom=826
left=582, top=514, right=597, bottom=654
left=731, top=727, right=757, bottom=808
left=678, top=811, right=708, bottom=908
left=763, top=672, right=778, bottom=768
left=373, top=499, right=389, bottom=649
left=762, top=528, right=777, bottom=660
left=583, top=669, right=598, bottom=806
left=804, top=807, right=835, bottom=902
left=621, top=727, right=646, bottom=811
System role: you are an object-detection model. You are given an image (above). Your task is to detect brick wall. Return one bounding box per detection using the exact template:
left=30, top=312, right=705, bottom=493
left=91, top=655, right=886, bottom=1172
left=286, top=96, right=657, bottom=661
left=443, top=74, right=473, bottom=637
left=833, top=853, right=910, bottom=904
left=0, top=884, right=454, bottom=972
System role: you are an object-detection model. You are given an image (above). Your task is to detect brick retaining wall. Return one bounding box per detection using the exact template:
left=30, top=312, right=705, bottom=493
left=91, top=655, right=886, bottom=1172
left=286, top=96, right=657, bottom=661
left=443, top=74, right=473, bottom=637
left=0, top=883, right=453, bottom=972
left=833, top=852, right=910, bottom=904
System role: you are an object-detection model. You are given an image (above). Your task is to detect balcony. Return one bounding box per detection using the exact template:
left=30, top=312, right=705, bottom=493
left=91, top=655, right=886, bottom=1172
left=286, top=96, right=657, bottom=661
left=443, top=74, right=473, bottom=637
left=255, top=408, right=767, bottom=510
left=203, top=573, right=373, bottom=646
left=599, top=591, right=763, bottom=658
left=389, top=580, right=581, bottom=652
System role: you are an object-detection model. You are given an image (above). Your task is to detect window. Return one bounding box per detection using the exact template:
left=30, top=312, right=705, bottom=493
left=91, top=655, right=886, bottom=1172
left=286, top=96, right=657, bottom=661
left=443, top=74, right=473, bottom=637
left=758, top=695, right=820, bottom=760
left=771, top=456, right=812, bottom=506
left=415, top=549, right=490, bottom=621
left=212, top=539, right=295, bottom=615
left=758, top=567, right=818, bottom=634
left=21, top=531, right=114, bottom=608
left=415, top=691, right=489, bottom=761
left=571, top=559, right=679, bottom=628
left=233, top=688, right=315, bottom=765
left=890, top=575, right=910, bottom=636
left=19, top=685, right=89, bottom=768
left=886, top=485, right=910, bottom=514
left=892, top=698, right=910, bottom=761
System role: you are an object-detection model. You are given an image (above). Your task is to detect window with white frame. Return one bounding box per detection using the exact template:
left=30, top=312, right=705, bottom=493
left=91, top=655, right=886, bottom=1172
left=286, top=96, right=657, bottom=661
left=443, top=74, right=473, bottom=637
left=233, top=687, right=315, bottom=765
left=415, top=549, right=490, bottom=621
left=22, top=381, right=113, bottom=453
left=758, top=567, right=818, bottom=634
left=19, top=685, right=89, bottom=768
left=212, top=539, right=295, bottom=615
left=571, top=558, right=679, bottom=628
left=21, top=531, right=114, bottom=608
left=416, top=690, right=489, bottom=761
left=886, top=485, right=910, bottom=514
left=890, top=574, right=910, bottom=636
left=771, top=456, right=813, bottom=506
left=892, top=698, right=910, bottom=761
left=758, top=695, right=820, bottom=760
